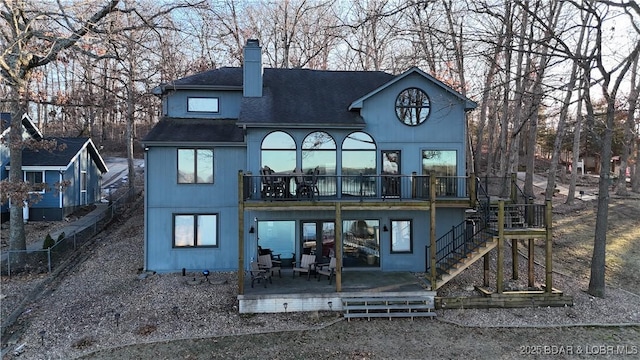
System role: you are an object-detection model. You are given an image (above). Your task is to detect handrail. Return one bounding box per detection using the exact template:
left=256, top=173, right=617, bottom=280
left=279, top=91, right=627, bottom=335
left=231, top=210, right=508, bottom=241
left=242, top=173, right=469, bottom=201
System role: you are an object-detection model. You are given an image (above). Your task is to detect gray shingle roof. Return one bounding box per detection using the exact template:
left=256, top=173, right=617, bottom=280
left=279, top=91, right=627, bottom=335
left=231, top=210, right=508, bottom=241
left=146, top=68, right=441, bottom=143
left=21, top=137, right=108, bottom=173
left=142, top=118, right=244, bottom=144
left=239, top=68, right=395, bottom=127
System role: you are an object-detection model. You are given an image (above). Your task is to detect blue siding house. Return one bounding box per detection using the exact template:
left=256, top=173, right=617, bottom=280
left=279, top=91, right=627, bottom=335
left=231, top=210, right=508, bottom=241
left=1, top=113, right=43, bottom=221
left=144, top=39, right=479, bottom=281
left=1, top=114, right=108, bottom=221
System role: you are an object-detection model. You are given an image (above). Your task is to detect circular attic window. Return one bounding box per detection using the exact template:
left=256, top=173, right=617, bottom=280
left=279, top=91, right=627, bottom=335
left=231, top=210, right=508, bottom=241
left=395, top=88, right=431, bottom=126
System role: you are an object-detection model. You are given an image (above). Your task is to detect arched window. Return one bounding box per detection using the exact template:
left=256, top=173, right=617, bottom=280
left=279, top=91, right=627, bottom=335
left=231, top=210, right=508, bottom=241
left=302, top=131, right=336, bottom=196
left=261, top=131, right=296, bottom=173
left=341, top=132, right=377, bottom=196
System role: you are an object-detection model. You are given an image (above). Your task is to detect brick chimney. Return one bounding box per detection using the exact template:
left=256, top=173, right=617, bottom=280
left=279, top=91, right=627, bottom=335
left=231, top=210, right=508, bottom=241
left=243, top=39, right=263, bottom=97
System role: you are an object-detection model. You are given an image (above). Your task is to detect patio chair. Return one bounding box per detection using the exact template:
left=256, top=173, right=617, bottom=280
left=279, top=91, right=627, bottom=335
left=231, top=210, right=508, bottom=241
left=296, top=167, right=320, bottom=199
left=261, top=166, right=286, bottom=198
left=250, top=261, right=271, bottom=288
left=258, top=254, right=281, bottom=278
left=292, top=254, right=317, bottom=280
left=316, top=256, right=336, bottom=284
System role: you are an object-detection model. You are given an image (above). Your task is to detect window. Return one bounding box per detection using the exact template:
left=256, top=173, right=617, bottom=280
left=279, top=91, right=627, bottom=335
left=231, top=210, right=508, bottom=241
left=391, top=220, right=412, bottom=253
left=24, top=171, right=45, bottom=193
left=422, top=150, right=457, bottom=196
left=187, top=97, right=219, bottom=113
left=257, top=220, right=295, bottom=262
left=261, top=131, right=296, bottom=173
left=178, top=149, right=214, bottom=183
left=173, top=214, right=218, bottom=247
left=302, top=131, right=336, bottom=196
left=80, top=171, right=87, bottom=191
left=342, top=132, right=376, bottom=196
left=395, top=88, right=430, bottom=126
left=343, top=219, right=380, bottom=267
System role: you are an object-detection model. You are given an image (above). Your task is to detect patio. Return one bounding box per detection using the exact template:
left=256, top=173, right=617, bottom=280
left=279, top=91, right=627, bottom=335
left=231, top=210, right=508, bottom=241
left=238, top=269, right=435, bottom=313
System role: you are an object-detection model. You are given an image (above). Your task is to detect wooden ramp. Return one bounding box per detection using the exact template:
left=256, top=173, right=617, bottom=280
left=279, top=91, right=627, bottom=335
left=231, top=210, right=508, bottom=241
left=342, top=293, right=435, bottom=320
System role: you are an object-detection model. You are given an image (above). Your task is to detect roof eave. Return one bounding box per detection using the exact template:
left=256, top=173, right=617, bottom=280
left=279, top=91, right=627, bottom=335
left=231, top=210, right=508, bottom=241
left=142, top=141, right=246, bottom=147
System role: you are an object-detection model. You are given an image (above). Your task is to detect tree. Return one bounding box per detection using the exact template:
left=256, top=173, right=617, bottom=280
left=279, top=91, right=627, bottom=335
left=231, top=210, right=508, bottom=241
left=1, top=0, right=120, bottom=267
left=577, top=1, right=640, bottom=298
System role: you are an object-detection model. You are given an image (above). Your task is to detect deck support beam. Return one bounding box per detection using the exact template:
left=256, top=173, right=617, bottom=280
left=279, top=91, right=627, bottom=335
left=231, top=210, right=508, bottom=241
left=429, top=172, right=437, bottom=290
left=512, top=239, right=518, bottom=280
left=238, top=171, right=245, bottom=295
left=497, top=200, right=504, bottom=294
left=528, top=239, right=535, bottom=287
left=335, top=203, right=342, bottom=292
left=483, top=254, right=490, bottom=287
left=545, top=199, right=553, bottom=294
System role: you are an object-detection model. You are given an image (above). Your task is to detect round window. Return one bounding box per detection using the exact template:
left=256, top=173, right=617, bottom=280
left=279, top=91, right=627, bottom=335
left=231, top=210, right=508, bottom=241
left=395, top=88, right=431, bottom=126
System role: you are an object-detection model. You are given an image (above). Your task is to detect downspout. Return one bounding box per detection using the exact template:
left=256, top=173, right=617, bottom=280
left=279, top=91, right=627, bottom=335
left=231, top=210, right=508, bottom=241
left=143, top=147, right=149, bottom=271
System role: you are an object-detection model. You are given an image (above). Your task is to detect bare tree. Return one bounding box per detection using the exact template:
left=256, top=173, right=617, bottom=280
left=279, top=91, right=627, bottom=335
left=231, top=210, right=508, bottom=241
left=0, top=0, right=120, bottom=266
left=615, top=52, right=640, bottom=195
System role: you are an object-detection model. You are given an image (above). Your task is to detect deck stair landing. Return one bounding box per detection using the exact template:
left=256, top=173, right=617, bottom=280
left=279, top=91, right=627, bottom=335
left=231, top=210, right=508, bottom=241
left=342, top=294, right=435, bottom=320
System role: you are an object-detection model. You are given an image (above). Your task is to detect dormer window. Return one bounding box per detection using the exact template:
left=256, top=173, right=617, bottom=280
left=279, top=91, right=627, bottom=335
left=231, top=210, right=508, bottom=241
left=187, top=97, right=219, bottom=113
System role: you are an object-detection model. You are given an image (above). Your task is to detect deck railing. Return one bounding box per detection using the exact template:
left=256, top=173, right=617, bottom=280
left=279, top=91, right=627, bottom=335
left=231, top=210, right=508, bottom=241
left=242, top=173, right=469, bottom=201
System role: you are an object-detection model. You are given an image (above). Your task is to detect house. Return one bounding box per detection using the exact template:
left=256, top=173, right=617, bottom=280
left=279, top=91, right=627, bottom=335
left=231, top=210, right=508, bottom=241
left=1, top=113, right=108, bottom=221
left=1, top=113, right=43, bottom=221
left=143, top=39, right=478, bottom=277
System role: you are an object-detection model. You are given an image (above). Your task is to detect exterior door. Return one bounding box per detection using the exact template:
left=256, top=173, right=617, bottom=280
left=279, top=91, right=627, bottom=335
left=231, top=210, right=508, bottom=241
left=302, top=221, right=335, bottom=263
left=382, top=150, right=401, bottom=197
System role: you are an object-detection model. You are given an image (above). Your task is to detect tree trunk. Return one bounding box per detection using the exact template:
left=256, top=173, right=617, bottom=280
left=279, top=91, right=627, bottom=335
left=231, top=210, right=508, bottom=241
left=8, top=91, right=28, bottom=268
left=616, top=54, right=639, bottom=195
left=566, top=85, right=584, bottom=204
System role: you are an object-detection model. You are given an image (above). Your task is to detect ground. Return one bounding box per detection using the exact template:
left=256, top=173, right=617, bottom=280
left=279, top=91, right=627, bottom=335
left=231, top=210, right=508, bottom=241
left=1, top=177, right=639, bottom=359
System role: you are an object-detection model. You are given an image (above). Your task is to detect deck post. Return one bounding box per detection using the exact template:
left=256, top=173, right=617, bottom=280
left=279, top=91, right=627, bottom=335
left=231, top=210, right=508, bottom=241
left=238, top=171, right=245, bottom=295
left=335, top=203, right=343, bottom=292
left=411, top=171, right=417, bottom=198
left=510, top=173, right=517, bottom=203
left=528, top=239, right=535, bottom=287
left=469, top=172, right=476, bottom=207
left=512, top=239, right=518, bottom=280
left=545, top=199, right=553, bottom=294
left=483, top=254, right=490, bottom=287
left=429, top=172, right=437, bottom=290
left=497, top=200, right=504, bottom=293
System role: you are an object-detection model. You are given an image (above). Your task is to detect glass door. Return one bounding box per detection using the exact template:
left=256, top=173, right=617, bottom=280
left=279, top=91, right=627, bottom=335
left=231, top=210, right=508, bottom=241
left=301, top=221, right=335, bottom=263
left=342, top=219, right=380, bottom=268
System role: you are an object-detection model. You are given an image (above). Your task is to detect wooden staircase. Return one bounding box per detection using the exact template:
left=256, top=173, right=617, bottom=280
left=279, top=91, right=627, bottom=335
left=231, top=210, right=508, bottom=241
left=434, top=235, right=497, bottom=289
left=342, top=294, right=435, bottom=320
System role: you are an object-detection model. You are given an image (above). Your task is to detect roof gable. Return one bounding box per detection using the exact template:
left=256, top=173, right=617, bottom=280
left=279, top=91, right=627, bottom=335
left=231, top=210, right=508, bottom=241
left=0, top=113, right=43, bottom=140
left=20, top=137, right=108, bottom=173
left=348, top=67, right=477, bottom=111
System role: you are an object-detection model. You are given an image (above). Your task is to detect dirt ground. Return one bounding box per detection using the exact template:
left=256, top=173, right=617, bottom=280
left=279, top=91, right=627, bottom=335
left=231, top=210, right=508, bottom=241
left=1, top=180, right=639, bottom=359
left=80, top=193, right=640, bottom=360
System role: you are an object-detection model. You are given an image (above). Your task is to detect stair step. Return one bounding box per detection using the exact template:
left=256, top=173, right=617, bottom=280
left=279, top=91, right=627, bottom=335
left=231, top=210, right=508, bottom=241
left=342, top=295, right=436, bottom=320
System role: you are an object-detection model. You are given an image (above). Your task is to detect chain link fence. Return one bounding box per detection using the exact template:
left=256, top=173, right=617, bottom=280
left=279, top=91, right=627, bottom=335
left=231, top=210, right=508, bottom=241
left=1, top=187, right=140, bottom=277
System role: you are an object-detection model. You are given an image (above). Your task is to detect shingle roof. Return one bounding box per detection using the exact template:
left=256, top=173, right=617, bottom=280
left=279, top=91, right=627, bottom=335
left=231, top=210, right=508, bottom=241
left=239, top=68, right=395, bottom=127
left=142, top=118, right=244, bottom=144
left=155, top=67, right=395, bottom=128
left=21, top=137, right=108, bottom=173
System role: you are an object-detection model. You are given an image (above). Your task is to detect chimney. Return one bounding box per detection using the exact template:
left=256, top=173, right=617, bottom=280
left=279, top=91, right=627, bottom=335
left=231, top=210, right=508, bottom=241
left=243, top=39, right=263, bottom=97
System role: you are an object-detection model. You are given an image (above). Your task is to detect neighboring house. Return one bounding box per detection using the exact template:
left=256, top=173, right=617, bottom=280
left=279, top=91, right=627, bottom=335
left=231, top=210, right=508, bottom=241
left=1, top=113, right=108, bottom=221
left=143, top=39, right=478, bottom=275
left=1, top=113, right=44, bottom=221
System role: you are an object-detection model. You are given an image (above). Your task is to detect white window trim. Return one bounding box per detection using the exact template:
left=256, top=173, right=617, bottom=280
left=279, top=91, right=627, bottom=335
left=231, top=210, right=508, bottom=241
left=24, top=170, right=45, bottom=194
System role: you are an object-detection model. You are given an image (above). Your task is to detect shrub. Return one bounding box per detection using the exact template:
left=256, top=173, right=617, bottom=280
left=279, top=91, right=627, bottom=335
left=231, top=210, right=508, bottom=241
left=56, top=232, right=65, bottom=242
left=43, top=233, right=55, bottom=249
